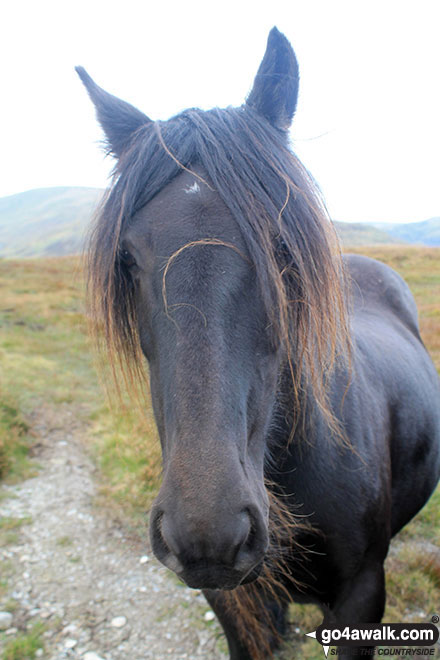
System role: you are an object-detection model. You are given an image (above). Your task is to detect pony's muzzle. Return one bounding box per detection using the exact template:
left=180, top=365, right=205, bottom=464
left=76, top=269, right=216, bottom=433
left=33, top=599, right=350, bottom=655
left=149, top=503, right=269, bottom=590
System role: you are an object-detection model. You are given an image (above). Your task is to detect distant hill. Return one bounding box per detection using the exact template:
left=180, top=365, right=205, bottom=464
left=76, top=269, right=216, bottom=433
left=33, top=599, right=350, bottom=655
left=0, top=187, right=438, bottom=257
left=333, top=221, right=400, bottom=246
left=0, top=187, right=103, bottom=257
left=371, top=217, right=440, bottom=246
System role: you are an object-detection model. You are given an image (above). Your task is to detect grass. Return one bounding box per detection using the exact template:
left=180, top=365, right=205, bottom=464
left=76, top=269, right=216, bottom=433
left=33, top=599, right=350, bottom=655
left=0, top=256, right=161, bottom=511
left=0, top=258, right=98, bottom=410
left=0, top=257, right=96, bottom=485
left=0, top=399, right=34, bottom=483
left=55, top=535, right=73, bottom=547
left=91, top=403, right=161, bottom=518
left=1, top=622, right=45, bottom=660
left=0, top=248, right=439, bottom=660
left=0, top=516, right=32, bottom=549
left=0, top=517, right=32, bottom=531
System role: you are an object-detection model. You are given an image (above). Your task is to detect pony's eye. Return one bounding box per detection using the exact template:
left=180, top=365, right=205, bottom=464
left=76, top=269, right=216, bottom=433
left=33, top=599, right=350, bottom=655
left=120, top=249, right=137, bottom=268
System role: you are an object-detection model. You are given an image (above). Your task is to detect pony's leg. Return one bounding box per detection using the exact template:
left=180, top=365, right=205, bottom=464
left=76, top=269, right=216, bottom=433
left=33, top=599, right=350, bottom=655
left=203, top=587, right=289, bottom=660
left=331, top=559, right=386, bottom=658
left=203, top=589, right=252, bottom=660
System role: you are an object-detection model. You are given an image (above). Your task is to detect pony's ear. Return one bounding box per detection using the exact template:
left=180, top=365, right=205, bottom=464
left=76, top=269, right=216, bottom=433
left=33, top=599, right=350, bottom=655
left=246, top=27, right=299, bottom=131
left=75, top=66, right=151, bottom=157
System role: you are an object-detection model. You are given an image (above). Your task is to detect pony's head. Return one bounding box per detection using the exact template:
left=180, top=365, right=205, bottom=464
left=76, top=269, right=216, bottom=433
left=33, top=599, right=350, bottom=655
left=78, top=28, right=348, bottom=590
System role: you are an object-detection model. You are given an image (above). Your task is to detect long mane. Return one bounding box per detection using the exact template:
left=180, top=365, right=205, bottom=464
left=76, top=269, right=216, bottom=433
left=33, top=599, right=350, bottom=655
left=87, top=104, right=350, bottom=434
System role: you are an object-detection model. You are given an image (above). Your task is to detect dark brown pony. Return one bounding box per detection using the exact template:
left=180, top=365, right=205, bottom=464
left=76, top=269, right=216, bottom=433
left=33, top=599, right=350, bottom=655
left=77, top=28, right=440, bottom=659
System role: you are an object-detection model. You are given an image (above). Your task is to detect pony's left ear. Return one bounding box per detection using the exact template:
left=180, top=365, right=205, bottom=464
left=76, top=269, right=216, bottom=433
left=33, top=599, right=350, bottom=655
left=246, top=27, right=299, bottom=131
left=75, top=66, right=151, bottom=158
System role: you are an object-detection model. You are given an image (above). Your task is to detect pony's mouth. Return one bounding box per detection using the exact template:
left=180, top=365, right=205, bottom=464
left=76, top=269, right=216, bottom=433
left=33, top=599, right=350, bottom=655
left=177, top=559, right=264, bottom=591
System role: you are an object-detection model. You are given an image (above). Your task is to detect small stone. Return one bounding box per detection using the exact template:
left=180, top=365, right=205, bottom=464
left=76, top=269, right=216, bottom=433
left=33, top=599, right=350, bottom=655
left=0, top=612, right=13, bottom=630
left=203, top=611, right=215, bottom=622
left=139, top=555, right=149, bottom=564
left=62, top=623, right=77, bottom=635
left=111, top=616, right=127, bottom=628
left=65, top=638, right=78, bottom=649
left=23, top=571, right=30, bottom=579
left=36, top=650, right=43, bottom=658
left=5, top=627, right=18, bottom=635
left=83, top=653, right=105, bottom=660
left=197, top=630, right=209, bottom=647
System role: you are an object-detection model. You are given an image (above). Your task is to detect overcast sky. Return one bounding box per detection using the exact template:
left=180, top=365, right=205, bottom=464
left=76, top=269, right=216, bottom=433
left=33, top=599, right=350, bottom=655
left=2, top=0, right=439, bottom=223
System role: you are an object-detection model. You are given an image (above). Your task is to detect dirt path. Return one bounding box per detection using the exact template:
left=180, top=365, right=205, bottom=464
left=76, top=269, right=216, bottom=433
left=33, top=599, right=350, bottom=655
left=0, top=405, right=227, bottom=660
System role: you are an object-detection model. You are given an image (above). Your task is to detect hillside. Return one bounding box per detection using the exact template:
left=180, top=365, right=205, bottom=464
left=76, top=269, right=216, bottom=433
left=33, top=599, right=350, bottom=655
left=333, top=221, right=400, bottom=246
left=372, top=217, right=440, bottom=246
left=0, top=187, right=103, bottom=257
left=0, top=187, right=439, bottom=256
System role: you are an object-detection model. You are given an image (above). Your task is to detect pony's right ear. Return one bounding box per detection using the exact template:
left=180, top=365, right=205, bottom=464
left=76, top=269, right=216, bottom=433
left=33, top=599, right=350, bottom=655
left=75, top=66, right=151, bottom=158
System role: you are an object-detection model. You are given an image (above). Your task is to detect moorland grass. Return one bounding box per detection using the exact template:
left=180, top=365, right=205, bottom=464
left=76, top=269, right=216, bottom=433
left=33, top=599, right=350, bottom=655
left=0, top=399, right=32, bottom=482
left=0, top=256, right=161, bottom=513
left=1, top=622, right=45, bottom=660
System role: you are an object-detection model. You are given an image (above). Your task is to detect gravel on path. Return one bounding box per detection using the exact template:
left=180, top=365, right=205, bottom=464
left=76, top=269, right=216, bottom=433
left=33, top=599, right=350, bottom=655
left=0, top=404, right=228, bottom=660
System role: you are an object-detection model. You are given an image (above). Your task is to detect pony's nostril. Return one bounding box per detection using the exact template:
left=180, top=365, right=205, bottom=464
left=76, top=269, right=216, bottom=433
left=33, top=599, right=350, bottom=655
left=234, top=506, right=268, bottom=572
left=243, top=511, right=258, bottom=550
left=150, top=509, right=164, bottom=546
left=220, top=510, right=253, bottom=565
left=150, top=509, right=185, bottom=574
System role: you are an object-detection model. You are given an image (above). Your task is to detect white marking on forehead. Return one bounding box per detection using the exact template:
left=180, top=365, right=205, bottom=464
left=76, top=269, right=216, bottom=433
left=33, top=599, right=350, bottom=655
left=183, top=181, right=201, bottom=195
